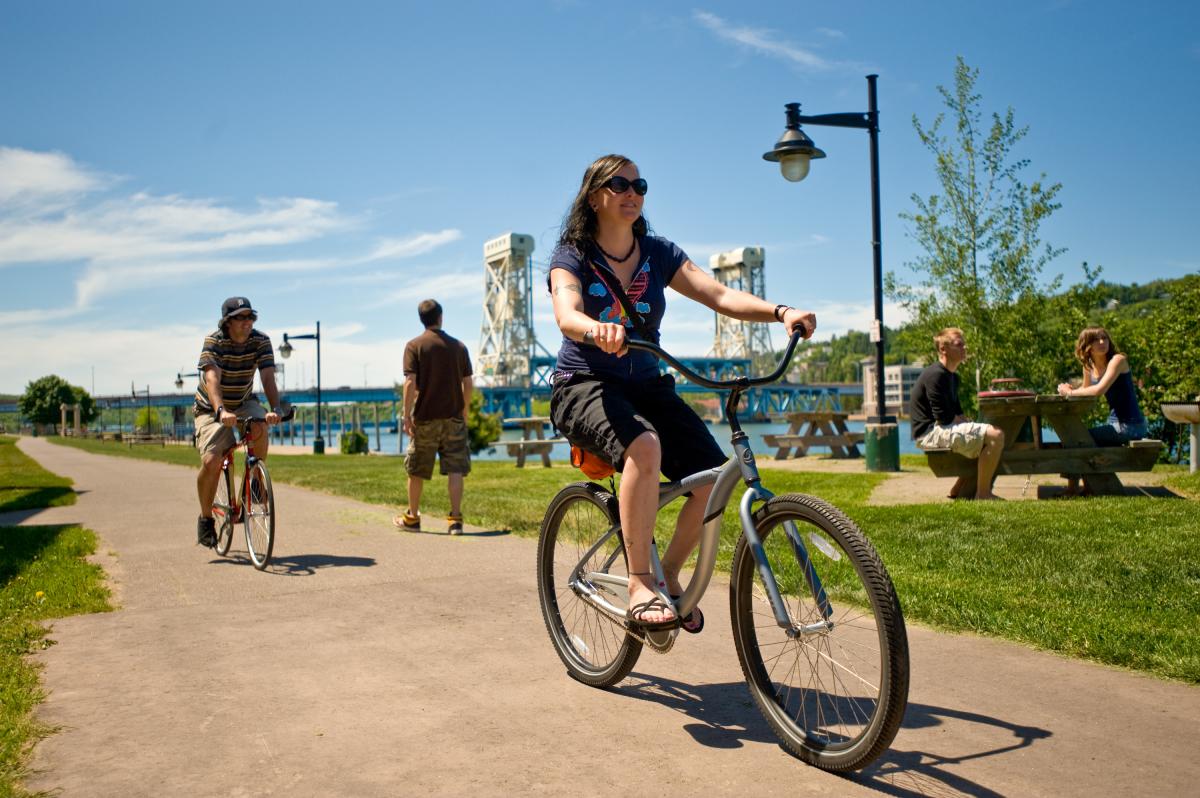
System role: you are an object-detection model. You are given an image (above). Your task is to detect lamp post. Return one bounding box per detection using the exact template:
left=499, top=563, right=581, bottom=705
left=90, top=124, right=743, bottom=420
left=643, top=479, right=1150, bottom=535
left=763, top=73, right=899, bottom=472
left=175, top=370, right=200, bottom=390
left=279, top=321, right=323, bottom=454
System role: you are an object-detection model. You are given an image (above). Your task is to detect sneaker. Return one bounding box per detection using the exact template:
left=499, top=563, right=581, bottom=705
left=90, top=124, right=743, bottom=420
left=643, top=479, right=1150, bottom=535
left=447, top=513, right=464, bottom=536
left=392, top=510, right=421, bottom=532
left=197, top=516, right=217, bottom=548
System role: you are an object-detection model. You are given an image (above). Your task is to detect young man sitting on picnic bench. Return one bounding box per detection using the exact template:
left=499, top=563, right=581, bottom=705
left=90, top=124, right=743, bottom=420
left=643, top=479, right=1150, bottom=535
left=910, top=328, right=1005, bottom=501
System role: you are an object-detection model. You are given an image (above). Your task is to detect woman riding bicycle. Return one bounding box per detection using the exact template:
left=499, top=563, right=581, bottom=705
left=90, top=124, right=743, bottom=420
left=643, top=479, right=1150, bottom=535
left=548, top=154, right=815, bottom=629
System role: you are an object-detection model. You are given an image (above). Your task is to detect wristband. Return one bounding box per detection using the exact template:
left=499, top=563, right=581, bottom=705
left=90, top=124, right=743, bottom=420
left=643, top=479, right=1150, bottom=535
left=773, top=304, right=791, bottom=323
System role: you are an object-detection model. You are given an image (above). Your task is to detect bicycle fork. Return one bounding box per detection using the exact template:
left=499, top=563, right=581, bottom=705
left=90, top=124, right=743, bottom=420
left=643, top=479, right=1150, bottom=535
left=733, top=435, right=834, bottom=639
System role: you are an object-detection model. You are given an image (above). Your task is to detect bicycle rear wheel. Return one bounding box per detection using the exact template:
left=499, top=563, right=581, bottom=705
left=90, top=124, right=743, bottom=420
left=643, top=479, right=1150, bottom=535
left=243, top=459, right=275, bottom=570
left=212, top=464, right=235, bottom=556
left=537, top=482, right=642, bottom=687
left=730, top=493, right=908, bottom=772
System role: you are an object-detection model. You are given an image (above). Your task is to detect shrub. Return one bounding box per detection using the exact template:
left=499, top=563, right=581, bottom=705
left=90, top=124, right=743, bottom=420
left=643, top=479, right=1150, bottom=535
left=340, top=430, right=370, bottom=454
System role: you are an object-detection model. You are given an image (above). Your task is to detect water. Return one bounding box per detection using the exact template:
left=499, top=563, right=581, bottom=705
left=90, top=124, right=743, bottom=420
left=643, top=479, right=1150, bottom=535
left=278, top=418, right=925, bottom=458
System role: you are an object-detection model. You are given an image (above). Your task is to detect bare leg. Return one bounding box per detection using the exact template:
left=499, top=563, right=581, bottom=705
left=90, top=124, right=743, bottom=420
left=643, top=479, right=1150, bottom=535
left=196, top=451, right=224, bottom=517
left=620, top=432, right=674, bottom=624
left=661, top=483, right=714, bottom=594
left=447, top=472, right=464, bottom=517
left=975, top=426, right=1005, bottom=499
left=407, top=475, right=425, bottom=516
left=247, top=421, right=269, bottom=460
left=948, top=476, right=967, bottom=499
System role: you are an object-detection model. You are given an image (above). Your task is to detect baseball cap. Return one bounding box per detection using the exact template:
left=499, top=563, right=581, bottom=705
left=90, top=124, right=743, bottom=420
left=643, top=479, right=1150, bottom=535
left=220, top=296, right=256, bottom=325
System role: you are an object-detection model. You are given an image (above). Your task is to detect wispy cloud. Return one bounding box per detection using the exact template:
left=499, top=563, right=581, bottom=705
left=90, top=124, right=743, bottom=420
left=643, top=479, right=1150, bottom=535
left=365, top=271, right=480, bottom=310
left=693, top=10, right=842, bottom=71
left=0, top=146, right=108, bottom=205
left=363, top=229, right=462, bottom=262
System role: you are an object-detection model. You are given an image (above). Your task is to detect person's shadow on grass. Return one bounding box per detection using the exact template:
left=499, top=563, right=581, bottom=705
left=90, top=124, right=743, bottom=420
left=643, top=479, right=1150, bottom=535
left=616, top=674, right=1051, bottom=797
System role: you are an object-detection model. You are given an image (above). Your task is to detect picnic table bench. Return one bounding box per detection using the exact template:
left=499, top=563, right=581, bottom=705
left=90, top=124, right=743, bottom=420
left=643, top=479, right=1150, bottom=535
left=923, top=394, right=1162, bottom=497
left=502, top=416, right=566, bottom=468
left=762, top=410, right=863, bottom=459
left=126, top=433, right=166, bottom=448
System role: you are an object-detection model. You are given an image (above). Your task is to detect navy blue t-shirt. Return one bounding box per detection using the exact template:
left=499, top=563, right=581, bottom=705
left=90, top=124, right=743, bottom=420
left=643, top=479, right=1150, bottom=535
left=548, top=235, right=689, bottom=382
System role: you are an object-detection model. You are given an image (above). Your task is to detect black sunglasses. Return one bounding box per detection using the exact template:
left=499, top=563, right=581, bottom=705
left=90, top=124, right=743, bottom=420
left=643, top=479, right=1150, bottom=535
left=600, top=176, right=648, bottom=196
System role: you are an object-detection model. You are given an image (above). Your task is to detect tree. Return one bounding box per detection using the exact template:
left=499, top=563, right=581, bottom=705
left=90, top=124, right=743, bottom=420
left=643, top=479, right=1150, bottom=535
left=465, top=392, right=501, bottom=454
left=888, top=57, right=1086, bottom=402
left=135, top=407, right=161, bottom=434
left=19, top=375, right=77, bottom=429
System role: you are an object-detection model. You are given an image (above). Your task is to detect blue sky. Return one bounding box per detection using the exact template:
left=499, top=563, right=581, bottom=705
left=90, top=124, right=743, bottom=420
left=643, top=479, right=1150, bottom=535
left=2, top=1, right=1197, bottom=396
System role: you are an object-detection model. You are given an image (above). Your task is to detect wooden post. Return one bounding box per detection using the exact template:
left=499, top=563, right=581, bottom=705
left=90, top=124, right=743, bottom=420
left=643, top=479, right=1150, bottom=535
left=373, top=403, right=381, bottom=452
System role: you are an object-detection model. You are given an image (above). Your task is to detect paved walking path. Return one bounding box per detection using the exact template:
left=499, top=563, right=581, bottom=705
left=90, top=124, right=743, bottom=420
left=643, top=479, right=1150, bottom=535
left=7, top=437, right=1199, bottom=797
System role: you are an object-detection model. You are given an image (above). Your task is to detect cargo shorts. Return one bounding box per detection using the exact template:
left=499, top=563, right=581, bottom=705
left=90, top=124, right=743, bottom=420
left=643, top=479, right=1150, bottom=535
left=916, top=421, right=990, bottom=459
left=194, top=399, right=268, bottom=459
left=405, top=416, right=471, bottom=479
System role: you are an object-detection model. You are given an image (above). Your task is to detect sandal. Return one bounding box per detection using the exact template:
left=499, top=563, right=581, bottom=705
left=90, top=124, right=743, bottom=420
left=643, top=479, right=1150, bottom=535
left=671, top=595, right=704, bottom=635
left=626, top=596, right=677, bottom=630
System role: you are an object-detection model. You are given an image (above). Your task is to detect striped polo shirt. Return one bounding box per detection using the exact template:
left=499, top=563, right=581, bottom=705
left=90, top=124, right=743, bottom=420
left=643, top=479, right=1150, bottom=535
left=194, top=328, right=275, bottom=415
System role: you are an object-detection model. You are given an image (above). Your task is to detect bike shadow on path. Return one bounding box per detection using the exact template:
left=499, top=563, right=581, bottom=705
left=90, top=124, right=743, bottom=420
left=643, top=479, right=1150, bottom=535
left=616, top=674, right=1051, bottom=798
left=400, top=528, right=510, bottom=538
left=209, top=552, right=377, bottom=575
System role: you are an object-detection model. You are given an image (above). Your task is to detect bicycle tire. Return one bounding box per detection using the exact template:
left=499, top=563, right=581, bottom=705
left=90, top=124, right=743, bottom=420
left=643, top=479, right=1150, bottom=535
left=243, top=459, right=275, bottom=570
left=212, top=464, right=235, bottom=556
left=537, top=482, right=642, bottom=687
left=730, top=493, right=908, bottom=772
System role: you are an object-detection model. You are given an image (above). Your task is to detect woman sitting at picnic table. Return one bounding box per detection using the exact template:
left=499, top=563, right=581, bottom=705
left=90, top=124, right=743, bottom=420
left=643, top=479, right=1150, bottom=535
left=1056, top=326, right=1148, bottom=495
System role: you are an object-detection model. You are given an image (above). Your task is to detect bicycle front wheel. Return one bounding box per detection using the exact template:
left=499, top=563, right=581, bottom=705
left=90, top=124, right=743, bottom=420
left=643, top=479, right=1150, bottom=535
left=243, top=459, right=275, bottom=570
left=537, top=482, right=642, bottom=687
left=212, top=464, right=235, bottom=556
left=730, top=493, right=908, bottom=772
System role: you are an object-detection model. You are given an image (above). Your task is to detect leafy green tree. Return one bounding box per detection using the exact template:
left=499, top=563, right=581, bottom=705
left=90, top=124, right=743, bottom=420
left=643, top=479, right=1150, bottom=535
left=134, top=407, right=161, bottom=433
left=888, top=57, right=1089, bottom=402
left=1103, top=275, right=1200, bottom=452
left=19, top=375, right=77, bottom=429
left=72, top=385, right=100, bottom=425
left=466, top=392, right=501, bottom=454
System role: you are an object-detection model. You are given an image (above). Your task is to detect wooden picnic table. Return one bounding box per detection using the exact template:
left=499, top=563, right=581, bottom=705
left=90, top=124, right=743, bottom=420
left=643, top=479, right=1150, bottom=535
left=761, top=410, right=863, bottom=460
left=924, top=394, right=1162, bottom=496
left=501, top=416, right=567, bottom=468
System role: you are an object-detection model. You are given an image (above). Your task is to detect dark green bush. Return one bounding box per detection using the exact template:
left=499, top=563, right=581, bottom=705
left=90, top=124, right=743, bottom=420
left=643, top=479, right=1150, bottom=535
left=340, top=430, right=369, bottom=454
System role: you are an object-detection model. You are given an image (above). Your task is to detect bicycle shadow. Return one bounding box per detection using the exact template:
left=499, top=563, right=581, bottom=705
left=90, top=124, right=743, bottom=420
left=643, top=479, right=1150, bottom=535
left=210, top=552, right=377, bottom=575
left=617, top=674, right=1051, bottom=797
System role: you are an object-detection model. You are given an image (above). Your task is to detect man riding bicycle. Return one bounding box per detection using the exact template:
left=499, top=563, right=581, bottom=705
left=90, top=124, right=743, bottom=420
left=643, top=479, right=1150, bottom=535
left=193, top=297, right=282, bottom=548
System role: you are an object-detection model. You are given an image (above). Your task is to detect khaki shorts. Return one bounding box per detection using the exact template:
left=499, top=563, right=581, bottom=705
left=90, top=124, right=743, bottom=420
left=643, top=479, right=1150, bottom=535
left=194, top=399, right=267, bottom=459
left=405, top=417, right=471, bottom=479
left=916, top=421, right=990, bottom=459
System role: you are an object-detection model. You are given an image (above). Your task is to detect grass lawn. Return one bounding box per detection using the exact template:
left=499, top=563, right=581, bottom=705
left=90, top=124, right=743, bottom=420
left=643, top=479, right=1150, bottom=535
left=0, top=437, right=75, bottom=513
left=49, top=435, right=1200, bottom=683
left=1, top=437, right=111, bottom=797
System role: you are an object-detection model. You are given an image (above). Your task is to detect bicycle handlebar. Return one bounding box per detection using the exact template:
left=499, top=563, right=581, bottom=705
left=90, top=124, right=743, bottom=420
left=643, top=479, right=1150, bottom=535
left=625, top=327, right=806, bottom=391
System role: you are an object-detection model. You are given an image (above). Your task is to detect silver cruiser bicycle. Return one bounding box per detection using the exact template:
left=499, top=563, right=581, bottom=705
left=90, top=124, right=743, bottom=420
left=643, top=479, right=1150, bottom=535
left=536, top=331, right=909, bottom=772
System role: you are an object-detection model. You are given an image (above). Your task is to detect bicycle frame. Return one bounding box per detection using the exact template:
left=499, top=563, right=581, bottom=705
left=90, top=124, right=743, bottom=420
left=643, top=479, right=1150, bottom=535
left=215, top=420, right=268, bottom=524
left=568, top=330, right=833, bottom=637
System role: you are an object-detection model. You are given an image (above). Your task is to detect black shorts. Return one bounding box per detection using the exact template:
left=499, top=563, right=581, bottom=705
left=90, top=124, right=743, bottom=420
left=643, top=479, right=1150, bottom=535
left=550, top=372, right=727, bottom=481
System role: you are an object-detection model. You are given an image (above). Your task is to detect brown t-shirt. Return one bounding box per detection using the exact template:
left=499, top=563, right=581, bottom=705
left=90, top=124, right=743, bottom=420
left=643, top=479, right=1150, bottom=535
left=403, top=329, right=473, bottom=422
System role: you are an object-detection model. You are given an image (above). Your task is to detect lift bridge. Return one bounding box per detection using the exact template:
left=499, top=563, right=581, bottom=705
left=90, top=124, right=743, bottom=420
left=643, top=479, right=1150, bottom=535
left=474, top=234, right=842, bottom=421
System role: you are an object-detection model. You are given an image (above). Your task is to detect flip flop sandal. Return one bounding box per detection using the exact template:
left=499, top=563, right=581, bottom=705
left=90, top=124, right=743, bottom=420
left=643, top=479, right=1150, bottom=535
left=626, top=597, right=678, bottom=630
left=671, top=595, right=705, bottom=635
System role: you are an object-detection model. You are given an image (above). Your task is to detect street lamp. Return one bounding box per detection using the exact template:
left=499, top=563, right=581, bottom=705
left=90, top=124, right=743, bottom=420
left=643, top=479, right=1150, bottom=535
left=175, top=370, right=200, bottom=390
left=763, top=73, right=899, bottom=472
left=279, top=321, right=323, bottom=454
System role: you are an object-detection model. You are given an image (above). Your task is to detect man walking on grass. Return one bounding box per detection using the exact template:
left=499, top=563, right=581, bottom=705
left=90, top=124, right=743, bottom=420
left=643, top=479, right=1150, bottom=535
left=393, top=299, right=474, bottom=535
left=910, top=327, right=1005, bottom=500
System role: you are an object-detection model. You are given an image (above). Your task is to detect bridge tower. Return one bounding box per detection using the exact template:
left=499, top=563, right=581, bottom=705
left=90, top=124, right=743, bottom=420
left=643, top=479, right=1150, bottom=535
left=708, top=246, right=773, bottom=371
left=477, top=232, right=538, bottom=387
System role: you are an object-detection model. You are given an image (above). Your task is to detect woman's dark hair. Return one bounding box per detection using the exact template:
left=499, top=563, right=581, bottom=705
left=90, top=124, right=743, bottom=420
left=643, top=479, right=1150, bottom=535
left=557, top=154, right=650, bottom=254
